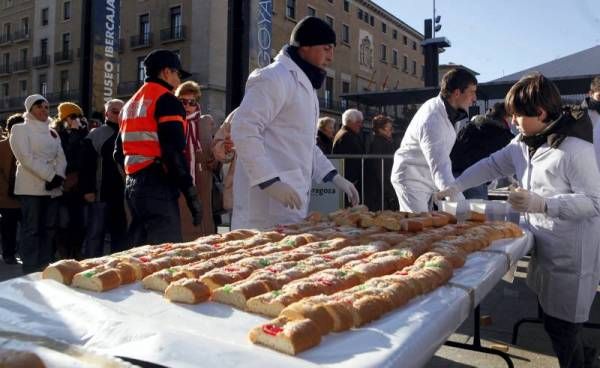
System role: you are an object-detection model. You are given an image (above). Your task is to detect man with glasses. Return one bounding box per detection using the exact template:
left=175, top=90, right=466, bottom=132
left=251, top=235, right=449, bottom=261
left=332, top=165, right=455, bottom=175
left=114, top=49, right=202, bottom=246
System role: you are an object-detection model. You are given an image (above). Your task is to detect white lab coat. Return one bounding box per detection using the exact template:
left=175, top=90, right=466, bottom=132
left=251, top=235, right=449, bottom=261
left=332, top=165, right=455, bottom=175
left=455, top=136, right=600, bottom=323
left=391, top=95, right=456, bottom=212
left=588, top=106, right=600, bottom=172
left=231, top=49, right=335, bottom=230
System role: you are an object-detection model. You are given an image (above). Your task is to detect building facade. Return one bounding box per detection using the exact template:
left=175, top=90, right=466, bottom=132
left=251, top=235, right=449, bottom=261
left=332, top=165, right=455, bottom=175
left=0, top=0, right=423, bottom=124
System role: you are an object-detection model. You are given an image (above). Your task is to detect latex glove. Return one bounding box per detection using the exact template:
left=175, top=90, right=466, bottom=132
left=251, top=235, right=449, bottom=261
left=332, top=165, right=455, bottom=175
left=332, top=174, right=359, bottom=206
left=434, top=185, right=461, bottom=201
left=508, top=188, right=546, bottom=213
left=183, top=187, right=203, bottom=226
left=45, top=175, right=64, bottom=191
left=263, top=181, right=302, bottom=210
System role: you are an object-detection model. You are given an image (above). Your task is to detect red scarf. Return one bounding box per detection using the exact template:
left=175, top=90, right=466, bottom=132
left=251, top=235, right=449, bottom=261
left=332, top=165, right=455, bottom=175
left=184, top=111, right=202, bottom=180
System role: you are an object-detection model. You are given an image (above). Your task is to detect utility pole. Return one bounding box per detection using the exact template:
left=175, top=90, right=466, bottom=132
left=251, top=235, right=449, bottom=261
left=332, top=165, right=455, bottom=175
left=421, top=0, right=450, bottom=87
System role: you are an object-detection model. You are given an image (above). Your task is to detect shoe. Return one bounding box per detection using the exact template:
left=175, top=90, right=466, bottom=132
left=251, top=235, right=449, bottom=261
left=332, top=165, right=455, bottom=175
left=3, top=256, right=18, bottom=265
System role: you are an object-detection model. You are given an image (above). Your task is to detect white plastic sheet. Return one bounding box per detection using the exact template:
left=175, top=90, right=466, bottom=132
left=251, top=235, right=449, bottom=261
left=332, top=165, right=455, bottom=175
left=0, top=232, right=533, bottom=368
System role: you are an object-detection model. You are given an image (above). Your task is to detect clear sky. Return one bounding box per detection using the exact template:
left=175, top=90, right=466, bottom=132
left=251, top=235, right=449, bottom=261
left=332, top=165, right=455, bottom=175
left=373, top=0, right=600, bottom=82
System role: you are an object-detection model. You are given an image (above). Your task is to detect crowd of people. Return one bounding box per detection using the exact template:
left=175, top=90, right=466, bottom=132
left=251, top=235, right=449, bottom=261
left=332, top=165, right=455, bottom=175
left=0, top=15, right=599, bottom=367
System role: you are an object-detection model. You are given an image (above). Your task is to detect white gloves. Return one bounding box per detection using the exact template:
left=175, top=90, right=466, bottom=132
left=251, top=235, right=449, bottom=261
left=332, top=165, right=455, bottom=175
left=332, top=174, right=360, bottom=206
left=508, top=188, right=546, bottom=213
left=263, top=181, right=302, bottom=209
left=434, top=185, right=465, bottom=202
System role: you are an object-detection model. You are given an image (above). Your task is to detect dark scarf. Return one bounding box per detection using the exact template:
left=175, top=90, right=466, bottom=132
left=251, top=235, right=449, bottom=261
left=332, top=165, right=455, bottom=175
left=584, top=96, right=600, bottom=113
left=520, top=105, right=593, bottom=157
left=442, top=97, right=468, bottom=124
left=286, top=45, right=326, bottom=89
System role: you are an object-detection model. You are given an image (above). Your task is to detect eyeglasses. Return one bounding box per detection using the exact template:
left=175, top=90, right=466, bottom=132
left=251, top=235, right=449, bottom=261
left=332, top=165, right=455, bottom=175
left=179, top=98, right=198, bottom=107
left=109, top=109, right=121, bottom=114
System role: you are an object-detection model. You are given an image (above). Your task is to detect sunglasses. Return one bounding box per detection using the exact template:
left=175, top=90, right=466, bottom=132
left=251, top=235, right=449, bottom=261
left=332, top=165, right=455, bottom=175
left=179, top=98, right=198, bottom=107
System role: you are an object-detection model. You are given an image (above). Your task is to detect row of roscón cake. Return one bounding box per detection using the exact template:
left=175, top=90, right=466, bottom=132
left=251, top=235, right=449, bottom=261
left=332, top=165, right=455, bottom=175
left=248, top=222, right=523, bottom=355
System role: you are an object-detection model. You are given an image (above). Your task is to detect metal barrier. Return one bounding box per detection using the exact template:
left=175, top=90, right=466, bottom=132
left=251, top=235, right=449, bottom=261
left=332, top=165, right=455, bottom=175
left=326, top=153, right=395, bottom=210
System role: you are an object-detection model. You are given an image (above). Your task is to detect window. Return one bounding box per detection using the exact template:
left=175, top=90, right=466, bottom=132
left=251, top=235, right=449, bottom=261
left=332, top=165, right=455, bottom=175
left=286, top=0, right=296, bottom=19
left=2, top=53, right=9, bottom=67
left=137, top=57, right=145, bottom=83
left=170, top=6, right=182, bottom=37
left=19, top=80, right=27, bottom=97
left=21, top=17, right=28, bottom=35
left=41, top=8, right=49, bottom=26
left=381, top=22, right=387, bottom=33
left=392, top=29, right=397, bottom=39
left=403, top=35, right=408, bottom=45
left=307, top=6, right=315, bottom=17
left=19, top=48, right=27, bottom=61
left=363, top=12, right=369, bottom=24
left=341, top=24, right=349, bottom=43
left=3, top=23, right=10, bottom=37
left=392, top=49, right=398, bottom=67
left=40, top=38, right=48, bottom=57
left=325, top=16, right=333, bottom=28
left=403, top=55, right=408, bottom=72
left=357, top=9, right=362, bottom=20
left=380, top=44, right=387, bottom=62
left=412, top=60, right=417, bottom=75
left=60, top=70, right=69, bottom=93
left=62, top=33, right=70, bottom=51
left=63, top=1, right=71, bottom=20
left=342, top=80, right=350, bottom=94
left=370, top=15, right=374, bottom=26
left=139, top=14, right=150, bottom=43
left=39, top=74, right=47, bottom=95
left=324, top=76, right=333, bottom=109
left=1, top=83, right=8, bottom=98
left=343, top=0, right=350, bottom=12
left=412, top=41, right=417, bottom=50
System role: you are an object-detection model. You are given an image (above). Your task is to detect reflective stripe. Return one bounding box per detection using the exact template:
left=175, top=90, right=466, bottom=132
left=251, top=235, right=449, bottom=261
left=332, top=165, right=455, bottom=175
left=121, top=131, right=159, bottom=142
left=158, top=115, right=185, bottom=124
left=125, top=154, right=154, bottom=165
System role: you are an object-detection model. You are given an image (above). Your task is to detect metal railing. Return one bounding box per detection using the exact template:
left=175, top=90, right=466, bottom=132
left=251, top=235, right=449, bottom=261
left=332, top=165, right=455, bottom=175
left=160, top=25, right=186, bottom=42
left=0, top=63, right=10, bottom=74
left=130, top=32, right=153, bottom=49
left=54, top=49, right=74, bottom=63
left=326, top=153, right=395, bottom=211
left=12, top=59, right=28, bottom=71
left=12, top=30, right=29, bottom=42
left=0, top=33, right=10, bottom=44
left=32, top=55, right=50, bottom=67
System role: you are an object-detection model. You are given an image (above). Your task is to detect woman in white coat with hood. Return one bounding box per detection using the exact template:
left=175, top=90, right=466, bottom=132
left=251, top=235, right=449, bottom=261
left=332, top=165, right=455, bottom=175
left=231, top=17, right=358, bottom=230
left=10, top=94, right=66, bottom=273
left=439, top=74, right=600, bottom=367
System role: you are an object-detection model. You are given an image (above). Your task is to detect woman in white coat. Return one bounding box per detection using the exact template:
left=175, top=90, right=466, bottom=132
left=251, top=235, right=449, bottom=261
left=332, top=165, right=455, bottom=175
left=391, top=68, right=477, bottom=212
left=10, top=95, right=66, bottom=274
left=440, top=74, right=600, bottom=367
left=231, top=17, right=358, bottom=230
left=583, top=76, right=600, bottom=172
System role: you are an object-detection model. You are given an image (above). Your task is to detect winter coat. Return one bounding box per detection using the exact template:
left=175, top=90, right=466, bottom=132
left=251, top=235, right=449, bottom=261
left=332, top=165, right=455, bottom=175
left=365, top=134, right=397, bottom=211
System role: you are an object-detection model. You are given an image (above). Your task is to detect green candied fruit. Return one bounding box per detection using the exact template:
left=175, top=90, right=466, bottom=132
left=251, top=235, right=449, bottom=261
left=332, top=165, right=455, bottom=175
left=356, top=284, right=367, bottom=291
left=83, top=271, right=95, bottom=278
left=166, top=268, right=176, bottom=274
left=285, top=238, right=296, bottom=246
left=222, top=284, right=233, bottom=293
left=258, top=259, right=270, bottom=267
left=425, top=261, right=443, bottom=268
left=318, top=242, right=330, bottom=248
left=336, top=270, right=347, bottom=277
left=271, top=290, right=282, bottom=297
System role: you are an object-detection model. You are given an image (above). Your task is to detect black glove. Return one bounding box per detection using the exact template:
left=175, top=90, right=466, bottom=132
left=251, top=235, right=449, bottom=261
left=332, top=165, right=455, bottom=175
left=183, top=186, right=203, bottom=226
left=45, top=175, right=64, bottom=191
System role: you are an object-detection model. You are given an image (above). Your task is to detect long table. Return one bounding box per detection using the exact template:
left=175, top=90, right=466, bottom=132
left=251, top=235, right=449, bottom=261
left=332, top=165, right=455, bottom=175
left=0, top=231, right=533, bottom=368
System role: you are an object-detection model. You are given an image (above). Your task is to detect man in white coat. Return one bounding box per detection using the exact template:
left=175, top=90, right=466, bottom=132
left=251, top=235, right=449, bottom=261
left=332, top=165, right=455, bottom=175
left=583, top=76, right=600, bottom=171
left=439, top=74, right=600, bottom=367
left=231, top=17, right=359, bottom=230
left=391, top=68, right=477, bottom=212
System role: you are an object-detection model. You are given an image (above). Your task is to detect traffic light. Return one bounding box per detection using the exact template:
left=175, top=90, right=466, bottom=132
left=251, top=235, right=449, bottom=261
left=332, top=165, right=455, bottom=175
left=434, top=15, right=442, bottom=33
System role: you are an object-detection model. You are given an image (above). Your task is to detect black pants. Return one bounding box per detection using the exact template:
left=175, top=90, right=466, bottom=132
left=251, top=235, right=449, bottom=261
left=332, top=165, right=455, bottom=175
left=0, top=207, right=21, bottom=259
left=18, top=195, right=58, bottom=273
left=540, top=304, right=599, bottom=368
left=125, top=166, right=182, bottom=247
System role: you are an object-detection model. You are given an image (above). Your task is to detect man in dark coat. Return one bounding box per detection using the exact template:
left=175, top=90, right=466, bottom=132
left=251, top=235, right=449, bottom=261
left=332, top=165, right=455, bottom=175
left=365, top=115, right=398, bottom=211
left=333, top=108, right=365, bottom=206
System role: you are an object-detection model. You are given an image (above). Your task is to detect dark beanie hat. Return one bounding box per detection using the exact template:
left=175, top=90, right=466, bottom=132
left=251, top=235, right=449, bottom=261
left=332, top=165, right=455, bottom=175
left=289, top=16, right=336, bottom=47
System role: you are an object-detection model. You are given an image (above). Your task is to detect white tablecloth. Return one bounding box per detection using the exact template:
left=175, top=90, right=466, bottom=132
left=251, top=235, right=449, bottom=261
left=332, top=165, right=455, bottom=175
left=0, top=231, right=533, bottom=368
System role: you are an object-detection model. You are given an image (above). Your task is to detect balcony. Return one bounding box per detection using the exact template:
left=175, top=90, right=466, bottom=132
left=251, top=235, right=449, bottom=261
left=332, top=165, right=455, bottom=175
left=12, top=59, right=28, bottom=72
left=118, top=38, right=125, bottom=53
left=54, top=49, right=73, bottom=64
left=0, top=97, right=26, bottom=112
left=0, top=63, right=10, bottom=75
left=45, top=89, right=80, bottom=104
left=0, top=33, right=10, bottom=45
left=12, top=30, right=30, bottom=43
left=32, top=54, right=50, bottom=68
left=130, top=32, right=153, bottom=49
left=160, top=25, right=186, bottom=43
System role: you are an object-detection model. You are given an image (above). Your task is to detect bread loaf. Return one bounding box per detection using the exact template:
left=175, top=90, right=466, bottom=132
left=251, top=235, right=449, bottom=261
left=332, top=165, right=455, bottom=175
left=164, top=278, right=211, bottom=304
left=248, top=316, right=321, bottom=355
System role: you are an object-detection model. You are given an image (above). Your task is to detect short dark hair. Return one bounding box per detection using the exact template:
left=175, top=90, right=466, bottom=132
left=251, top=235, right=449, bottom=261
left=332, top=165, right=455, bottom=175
left=372, top=114, right=392, bottom=134
left=440, top=68, right=478, bottom=98
left=505, top=73, right=562, bottom=122
left=487, top=102, right=507, bottom=121
left=591, top=76, right=600, bottom=94
left=6, top=113, right=24, bottom=133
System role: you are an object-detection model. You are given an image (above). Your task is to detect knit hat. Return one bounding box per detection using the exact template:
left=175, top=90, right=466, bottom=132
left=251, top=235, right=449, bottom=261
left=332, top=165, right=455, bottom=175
left=289, top=16, right=336, bottom=47
left=24, top=94, right=48, bottom=112
left=57, top=102, right=84, bottom=121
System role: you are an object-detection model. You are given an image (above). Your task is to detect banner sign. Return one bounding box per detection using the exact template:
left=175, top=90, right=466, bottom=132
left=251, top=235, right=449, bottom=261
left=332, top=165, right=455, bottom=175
left=91, top=0, right=120, bottom=113
left=249, top=0, right=272, bottom=72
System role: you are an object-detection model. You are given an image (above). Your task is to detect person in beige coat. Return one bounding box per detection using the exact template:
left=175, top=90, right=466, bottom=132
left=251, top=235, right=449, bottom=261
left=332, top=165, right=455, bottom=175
left=212, top=109, right=238, bottom=213
left=175, top=81, right=217, bottom=238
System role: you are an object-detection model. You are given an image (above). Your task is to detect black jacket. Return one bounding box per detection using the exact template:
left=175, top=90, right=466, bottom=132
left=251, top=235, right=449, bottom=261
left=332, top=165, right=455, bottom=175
left=450, top=115, right=513, bottom=174
left=316, top=130, right=333, bottom=154
left=332, top=126, right=365, bottom=187
left=365, top=134, right=397, bottom=211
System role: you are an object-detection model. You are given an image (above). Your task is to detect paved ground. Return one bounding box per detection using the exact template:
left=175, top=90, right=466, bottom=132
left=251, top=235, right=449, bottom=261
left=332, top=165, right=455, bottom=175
left=1, top=255, right=599, bottom=368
